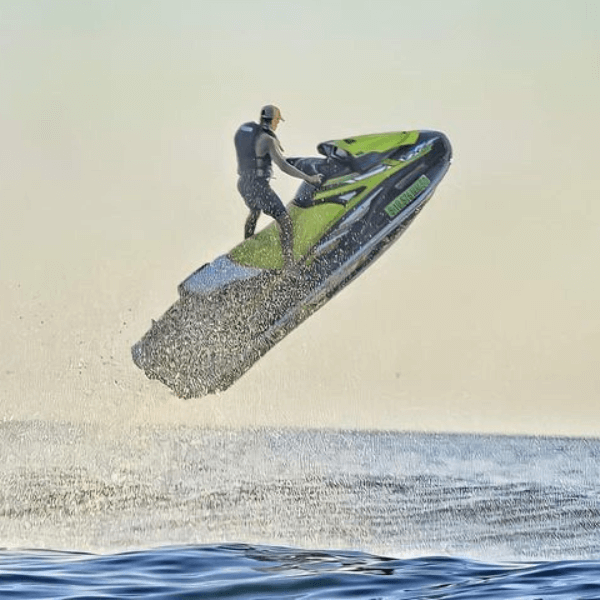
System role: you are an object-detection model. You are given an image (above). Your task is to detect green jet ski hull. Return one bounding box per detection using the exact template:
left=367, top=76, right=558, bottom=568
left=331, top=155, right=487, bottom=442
left=132, top=130, right=452, bottom=398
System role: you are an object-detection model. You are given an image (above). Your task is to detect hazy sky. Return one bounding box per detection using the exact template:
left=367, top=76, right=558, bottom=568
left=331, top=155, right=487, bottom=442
left=1, top=0, right=599, bottom=436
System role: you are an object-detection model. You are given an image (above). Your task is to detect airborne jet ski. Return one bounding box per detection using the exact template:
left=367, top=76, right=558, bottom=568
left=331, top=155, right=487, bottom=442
left=132, top=129, right=452, bottom=398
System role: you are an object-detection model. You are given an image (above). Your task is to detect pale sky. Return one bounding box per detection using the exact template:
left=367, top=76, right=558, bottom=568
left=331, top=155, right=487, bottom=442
left=1, top=0, right=599, bottom=436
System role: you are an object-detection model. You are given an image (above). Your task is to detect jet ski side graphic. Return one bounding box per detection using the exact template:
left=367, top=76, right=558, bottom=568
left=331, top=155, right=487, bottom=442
left=132, top=130, right=452, bottom=398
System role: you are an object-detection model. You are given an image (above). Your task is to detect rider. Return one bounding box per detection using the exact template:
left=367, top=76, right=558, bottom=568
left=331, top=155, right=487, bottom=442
left=234, top=105, right=322, bottom=269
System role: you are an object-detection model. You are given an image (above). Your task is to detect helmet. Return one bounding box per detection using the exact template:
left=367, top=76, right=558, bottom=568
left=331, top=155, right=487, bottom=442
left=260, top=105, right=284, bottom=123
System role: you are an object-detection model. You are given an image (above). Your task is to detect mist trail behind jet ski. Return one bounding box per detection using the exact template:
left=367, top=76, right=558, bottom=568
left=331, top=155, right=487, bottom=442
left=132, top=130, right=452, bottom=397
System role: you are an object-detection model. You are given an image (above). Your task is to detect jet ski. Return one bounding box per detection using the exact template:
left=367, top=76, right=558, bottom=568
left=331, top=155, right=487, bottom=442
left=132, top=129, right=452, bottom=398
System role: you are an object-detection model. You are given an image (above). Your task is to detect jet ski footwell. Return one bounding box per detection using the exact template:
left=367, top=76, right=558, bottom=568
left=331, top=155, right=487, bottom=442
left=132, top=130, right=452, bottom=398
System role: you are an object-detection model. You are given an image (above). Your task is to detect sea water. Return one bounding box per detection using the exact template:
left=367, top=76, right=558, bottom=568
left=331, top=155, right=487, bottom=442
left=1, top=422, right=599, bottom=598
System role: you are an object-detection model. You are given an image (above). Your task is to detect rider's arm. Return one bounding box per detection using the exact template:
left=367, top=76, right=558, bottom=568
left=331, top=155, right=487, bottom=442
left=266, top=136, right=319, bottom=184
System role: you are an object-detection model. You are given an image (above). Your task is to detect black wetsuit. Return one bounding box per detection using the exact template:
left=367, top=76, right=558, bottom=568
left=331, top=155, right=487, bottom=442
left=234, top=122, right=294, bottom=264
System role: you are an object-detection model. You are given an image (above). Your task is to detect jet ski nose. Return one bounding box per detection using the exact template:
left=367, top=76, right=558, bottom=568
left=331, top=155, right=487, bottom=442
left=436, top=131, right=452, bottom=162
left=418, top=130, right=452, bottom=163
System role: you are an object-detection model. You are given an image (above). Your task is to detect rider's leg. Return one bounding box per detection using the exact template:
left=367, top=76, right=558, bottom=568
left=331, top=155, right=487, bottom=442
left=244, top=209, right=261, bottom=239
